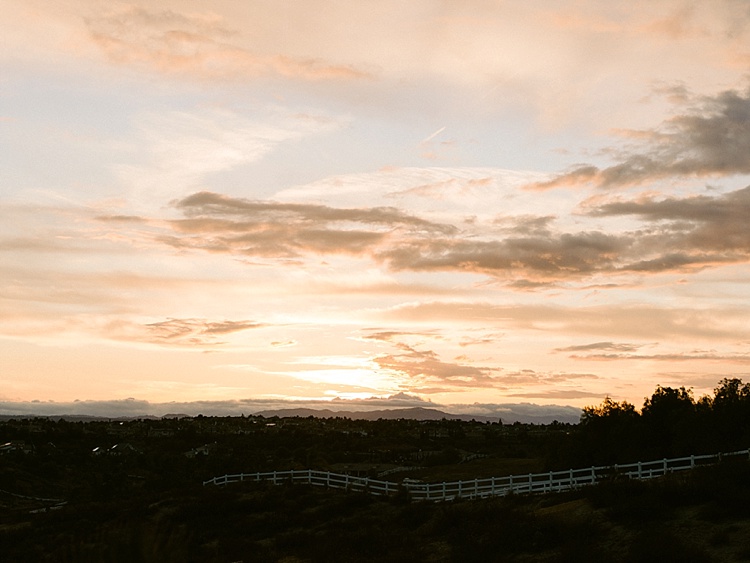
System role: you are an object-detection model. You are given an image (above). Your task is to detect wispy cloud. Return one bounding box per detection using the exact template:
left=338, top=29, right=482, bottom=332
left=380, top=301, right=747, bottom=342
left=85, top=6, right=371, bottom=81
left=120, top=108, right=342, bottom=201
left=554, top=342, right=644, bottom=353
left=139, top=318, right=263, bottom=346
left=568, top=350, right=750, bottom=363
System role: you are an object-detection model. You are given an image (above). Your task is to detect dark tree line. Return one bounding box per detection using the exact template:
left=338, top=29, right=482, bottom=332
left=571, top=378, right=750, bottom=465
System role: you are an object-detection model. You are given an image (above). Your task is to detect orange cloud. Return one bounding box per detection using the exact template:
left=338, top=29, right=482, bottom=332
left=85, top=6, right=371, bottom=81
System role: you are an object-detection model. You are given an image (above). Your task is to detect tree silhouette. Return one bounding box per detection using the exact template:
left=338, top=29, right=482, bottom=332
left=640, top=386, right=696, bottom=457
left=579, top=397, right=641, bottom=464
left=578, top=378, right=750, bottom=463
left=708, top=378, right=750, bottom=449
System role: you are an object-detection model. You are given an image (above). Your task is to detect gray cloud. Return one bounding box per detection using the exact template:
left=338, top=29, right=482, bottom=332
left=492, top=214, right=556, bottom=236
left=378, top=231, right=627, bottom=278
left=123, top=181, right=750, bottom=284
left=588, top=185, right=750, bottom=271
left=528, top=88, right=750, bottom=190
left=94, top=215, right=148, bottom=223
left=163, top=191, right=455, bottom=258
left=555, top=341, right=644, bottom=353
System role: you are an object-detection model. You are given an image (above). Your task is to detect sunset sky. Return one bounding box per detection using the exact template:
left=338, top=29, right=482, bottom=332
left=3, top=1, right=750, bottom=418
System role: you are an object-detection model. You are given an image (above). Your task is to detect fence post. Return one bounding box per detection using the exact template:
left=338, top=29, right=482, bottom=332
left=458, top=480, right=462, bottom=498
left=637, top=462, right=642, bottom=479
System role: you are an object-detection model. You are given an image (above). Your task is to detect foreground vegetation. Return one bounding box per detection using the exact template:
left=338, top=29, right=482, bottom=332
left=2, top=378, right=750, bottom=561
left=3, top=460, right=750, bottom=562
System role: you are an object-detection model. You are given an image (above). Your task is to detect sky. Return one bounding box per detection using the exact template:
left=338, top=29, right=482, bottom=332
left=3, top=0, right=750, bottom=419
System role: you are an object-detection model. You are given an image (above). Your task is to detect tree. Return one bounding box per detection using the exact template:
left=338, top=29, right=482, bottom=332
left=709, top=378, right=750, bottom=449
left=712, top=378, right=750, bottom=407
left=641, top=386, right=696, bottom=456
left=579, top=397, right=640, bottom=464
left=581, top=396, right=638, bottom=425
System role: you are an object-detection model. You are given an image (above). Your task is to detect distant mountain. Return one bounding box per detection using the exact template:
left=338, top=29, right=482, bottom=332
left=254, top=405, right=580, bottom=424
left=0, top=405, right=579, bottom=424
left=255, top=406, right=492, bottom=422
left=0, top=414, right=161, bottom=422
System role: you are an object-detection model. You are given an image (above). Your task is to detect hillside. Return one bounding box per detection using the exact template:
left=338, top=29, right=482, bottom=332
left=3, top=379, right=750, bottom=561
left=3, top=459, right=750, bottom=562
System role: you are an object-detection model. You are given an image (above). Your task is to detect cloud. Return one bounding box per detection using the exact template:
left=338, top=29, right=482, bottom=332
left=568, top=350, right=750, bottom=363
left=111, top=317, right=265, bottom=348
left=458, top=332, right=505, bottom=347
left=378, top=231, right=627, bottom=279
left=587, top=185, right=750, bottom=271
left=528, top=88, right=750, bottom=190
left=554, top=342, right=644, bottom=353
left=357, top=330, right=598, bottom=397
left=381, top=301, right=746, bottom=342
left=121, top=108, right=342, bottom=202
left=359, top=330, right=501, bottom=390
left=85, top=6, right=370, bottom=81
left=162, top=191, right=455, bottom=258
left=373, top=183, right=750, bottom=280
left=505, top=390, right=605, bottom=400
left=154, top=183, right=750, bottom=283
left=153, top=177, right=750, bottom=282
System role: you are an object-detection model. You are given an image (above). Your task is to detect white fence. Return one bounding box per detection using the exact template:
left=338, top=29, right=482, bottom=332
left=203, top=448, right=750, bottom=502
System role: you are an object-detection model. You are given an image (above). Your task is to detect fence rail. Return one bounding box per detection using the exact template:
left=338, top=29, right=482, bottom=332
left=203, top=448, right=750, bottom=502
